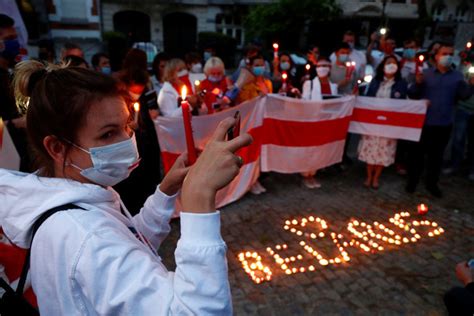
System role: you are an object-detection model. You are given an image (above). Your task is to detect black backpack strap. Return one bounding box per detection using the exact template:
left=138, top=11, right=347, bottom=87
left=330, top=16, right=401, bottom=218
left=15, top=203, right=85, bottom=295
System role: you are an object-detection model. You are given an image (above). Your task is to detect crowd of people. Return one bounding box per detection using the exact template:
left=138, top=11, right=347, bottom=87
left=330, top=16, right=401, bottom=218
left=1, top=12, right=474, bottom=315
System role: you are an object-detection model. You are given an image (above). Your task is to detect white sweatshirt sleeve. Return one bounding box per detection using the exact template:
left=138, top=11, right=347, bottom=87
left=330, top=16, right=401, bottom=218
left=132, top=185, right=177, bottom=250
left=158, top=89, right=183, bottom=118
left=72, top=211, right=232, bottom=316
left=302, top=80, right=311, bottom=100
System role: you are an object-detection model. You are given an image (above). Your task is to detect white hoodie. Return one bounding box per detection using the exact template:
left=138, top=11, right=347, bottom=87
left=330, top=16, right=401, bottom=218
left=0, top=169, right=232, bottom=315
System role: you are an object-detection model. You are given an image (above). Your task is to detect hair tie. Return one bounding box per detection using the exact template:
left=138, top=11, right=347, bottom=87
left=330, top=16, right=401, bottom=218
left=27, top=68, right=47, bottom=95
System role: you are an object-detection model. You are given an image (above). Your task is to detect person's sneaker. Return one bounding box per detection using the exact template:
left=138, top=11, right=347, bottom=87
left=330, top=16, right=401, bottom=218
left=426, top=185, right=443, bottom=198
left=302, top=178, right=321, bottom=189
left=255, top=181, right=267, bottom=193
left=442, top=167, right=456, bottom=175
left=250, top=183, right=262, bottom=195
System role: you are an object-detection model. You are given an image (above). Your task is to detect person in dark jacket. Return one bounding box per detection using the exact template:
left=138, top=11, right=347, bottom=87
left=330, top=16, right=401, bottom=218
left=406, top=42, right=474, bottom=197
left=358, top=55, right=408, bottom=189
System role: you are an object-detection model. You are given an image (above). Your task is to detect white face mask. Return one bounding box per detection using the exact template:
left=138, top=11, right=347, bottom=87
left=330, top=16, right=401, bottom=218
left=316, top=66, right=330, bottom=77
left=191, top=63, right=203, bottom=73
left=384, top=63, right=398, bottom=75
left=177, top=69, right=188, bottom=77
left=68, top=134, right=140, bottom=187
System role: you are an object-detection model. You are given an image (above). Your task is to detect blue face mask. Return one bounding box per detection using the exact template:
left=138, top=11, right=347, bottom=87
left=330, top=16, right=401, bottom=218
left=403, top=48, right=416, bottom=59
left=338, top=54, right=349, bottom=63
left=0, top=39, right=20, bottom=61
left=280, top=62, right=290, bottom=71
left=101, top=66, right=111, bottom=75
left=252, top=66, right=265, bottom=76
left=439, top=55, right=453, bottom=67
left=204, top=52, right=212, bottom=62
left=208, top=75, right=223, bottom=83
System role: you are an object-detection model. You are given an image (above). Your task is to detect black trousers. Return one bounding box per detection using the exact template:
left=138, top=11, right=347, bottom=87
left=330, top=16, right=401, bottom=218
left=444, top=283, right=474, bottom=316
left=407, top=125, right=452, bottom=187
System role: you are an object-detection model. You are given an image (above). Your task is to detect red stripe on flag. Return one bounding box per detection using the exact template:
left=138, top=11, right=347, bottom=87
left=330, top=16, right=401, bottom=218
left=261, top=117, right=351, bottom=147
left=160, top=126, right=263, bottom=173
left=352, top=108, right=425, bottom=129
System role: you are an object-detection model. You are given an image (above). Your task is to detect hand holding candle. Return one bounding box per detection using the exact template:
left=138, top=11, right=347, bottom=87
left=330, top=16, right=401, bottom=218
left=273, top=43, right=279, bottom=59
left=416, top=55, right=424, bottom=76
left=181, top=86, right=197, bottom=165
left=133, top=102, right=140, bottom=124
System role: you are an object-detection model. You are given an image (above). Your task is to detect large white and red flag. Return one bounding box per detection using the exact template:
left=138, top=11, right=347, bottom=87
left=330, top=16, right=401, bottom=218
left=260, top=94, right=354, bottom=173
left=155, top=97, right=264, bottom=208
left=155, top=94, right=354, bottom=208
left=349, top=96, right=428, bottom=141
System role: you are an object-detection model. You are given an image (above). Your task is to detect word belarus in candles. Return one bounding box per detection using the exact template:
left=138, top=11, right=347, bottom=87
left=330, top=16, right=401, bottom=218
left=238, top=208, right=444, bottom=283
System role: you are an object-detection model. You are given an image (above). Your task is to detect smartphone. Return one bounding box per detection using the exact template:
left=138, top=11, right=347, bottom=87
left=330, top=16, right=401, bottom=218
left=227, top=111, right=241, bottom=140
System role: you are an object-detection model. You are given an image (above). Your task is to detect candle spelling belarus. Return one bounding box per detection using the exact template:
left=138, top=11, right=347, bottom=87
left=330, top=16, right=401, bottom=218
left=238, top=208, right=444, bottom=284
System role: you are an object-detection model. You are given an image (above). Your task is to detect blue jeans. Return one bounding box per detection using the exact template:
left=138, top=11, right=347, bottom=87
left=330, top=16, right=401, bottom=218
left=450, top=108, right=474, bottom=173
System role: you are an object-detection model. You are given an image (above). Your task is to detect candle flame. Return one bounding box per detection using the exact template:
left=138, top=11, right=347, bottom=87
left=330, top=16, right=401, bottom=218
left=282, top=72, right=288, bottom=80
left=273, top=43, right=279, bottom=50
left=194, top=80, right=200, bottom=87
left=181, top=86, right=187, bottom=100
left=351, top=61, right=356, bottom=67
left=345, top=61, right=352, bottom=67
left=419, top=55, right=425, bottom=62
left=305, top=64, right=310, bottom=70
left=133, top=102, right=140, bottom=112
left=467, top=41, right=472, bottom=49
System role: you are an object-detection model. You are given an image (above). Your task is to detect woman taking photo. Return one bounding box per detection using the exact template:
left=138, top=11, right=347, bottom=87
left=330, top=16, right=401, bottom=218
left=0, top=60, right=251, bottom=315
left=358, top=55, right=408, bottom=189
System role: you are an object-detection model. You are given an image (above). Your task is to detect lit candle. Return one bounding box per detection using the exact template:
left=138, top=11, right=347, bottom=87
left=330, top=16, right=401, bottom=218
left=181, top=86, right=197, bottom=165
left=416, top=55, right=424, bottom=76
left=305, top=63, right=311, bottom=76
left=417, top=204, right=428, bottom=215
left=281, top=71, right=288, bottom=93
left=133, top=102, right=140, bottom=124
left=194, top=80, right=200, bottom=88
left=467, top=41, right=472, bottom=51
left=273, top=43, right=279, bottom=59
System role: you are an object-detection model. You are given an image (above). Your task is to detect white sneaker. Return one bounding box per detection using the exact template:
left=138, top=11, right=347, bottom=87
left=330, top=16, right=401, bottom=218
left=302, top=178, right=321, bottom=189
left=250, top=181, right=266, bottom=195
left=255, top=181, right=267, bottom=193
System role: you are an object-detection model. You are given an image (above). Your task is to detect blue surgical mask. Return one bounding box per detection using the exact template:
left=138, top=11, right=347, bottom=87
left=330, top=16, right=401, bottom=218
left=68, top=134, right=140, bottom=187
left=280, top=62, right=291, bottom=71
left=208, top=75, right=223, bottom=83
left=403, top=48, right=416, bottom=59
left=252, top=66, right=265, bottom=76
left=338, top=54, right=349, bottom=63
left=101, top=66, right=111, bottom=75
left=0, top=39, right=20, bottom=61
left=439, top=55, right=453, bottom=67
left=204, top=52, right=212, bottom=62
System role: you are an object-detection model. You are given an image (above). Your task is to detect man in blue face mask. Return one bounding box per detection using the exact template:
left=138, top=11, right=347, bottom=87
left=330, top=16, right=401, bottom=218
left=406, top=42, right=474, bottom=197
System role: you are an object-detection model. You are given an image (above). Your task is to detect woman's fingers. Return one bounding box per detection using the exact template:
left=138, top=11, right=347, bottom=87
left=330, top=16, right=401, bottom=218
left=225, top=133, right=253, bottom=153
left=210, top=117, right=236, bottom=142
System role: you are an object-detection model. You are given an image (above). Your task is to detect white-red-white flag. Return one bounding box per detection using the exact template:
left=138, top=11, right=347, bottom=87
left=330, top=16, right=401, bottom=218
left=349, top=96, right=428, bottom=141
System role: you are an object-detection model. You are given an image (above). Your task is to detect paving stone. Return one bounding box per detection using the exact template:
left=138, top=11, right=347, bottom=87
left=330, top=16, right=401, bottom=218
left=159, top=161, right=473, bottom=314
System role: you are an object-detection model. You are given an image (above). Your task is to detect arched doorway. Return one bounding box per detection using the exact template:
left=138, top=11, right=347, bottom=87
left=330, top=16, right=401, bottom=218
left=113, top=10, right=151, bottom=44
left=163, top=12, right=197, bottom=57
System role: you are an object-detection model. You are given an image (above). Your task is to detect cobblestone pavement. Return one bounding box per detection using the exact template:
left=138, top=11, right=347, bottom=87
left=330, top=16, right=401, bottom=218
left=160, top=161, right=474, bottom=316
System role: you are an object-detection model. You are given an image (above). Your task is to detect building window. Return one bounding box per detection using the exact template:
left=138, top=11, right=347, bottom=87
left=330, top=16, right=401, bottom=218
left=59, top=0, right=87, bottom=20
left=215, top=13, right=244, bottom=47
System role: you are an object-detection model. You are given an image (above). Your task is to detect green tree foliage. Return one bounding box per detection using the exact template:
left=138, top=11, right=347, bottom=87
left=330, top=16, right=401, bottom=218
left=244, top=0, right=342, bottom=45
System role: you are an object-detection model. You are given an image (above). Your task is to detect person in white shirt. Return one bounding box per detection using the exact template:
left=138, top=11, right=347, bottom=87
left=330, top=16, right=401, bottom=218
left=0, top=59, right=252, bottom=315
left=158, top=58, right=201, bottom=117
left=300, top=57, right=338, bottom=189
